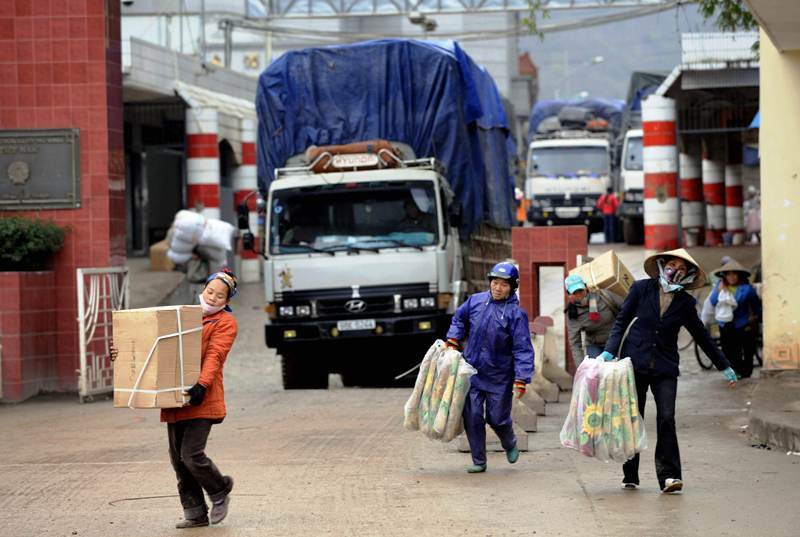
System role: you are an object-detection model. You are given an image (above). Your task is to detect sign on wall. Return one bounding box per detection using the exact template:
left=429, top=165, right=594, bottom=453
left=0, top=129, right=81, bottom=210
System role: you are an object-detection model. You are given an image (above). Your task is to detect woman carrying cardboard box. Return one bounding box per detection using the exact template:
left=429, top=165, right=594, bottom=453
left=112, top=269, right=239, bottom=528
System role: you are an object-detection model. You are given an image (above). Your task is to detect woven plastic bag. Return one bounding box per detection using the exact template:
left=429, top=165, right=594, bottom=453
left=404, top=342, right=476, bottom=443
left=403, top=340, right=444, bottom=431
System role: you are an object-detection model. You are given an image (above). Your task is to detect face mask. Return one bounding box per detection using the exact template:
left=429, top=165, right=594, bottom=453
left=199, top=293, right=225, bottom=316
left=663, top=265, right=682, bottom=283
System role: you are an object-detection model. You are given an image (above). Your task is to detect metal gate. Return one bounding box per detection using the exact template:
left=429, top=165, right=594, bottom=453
left=77, top=267, right=129, bottom=403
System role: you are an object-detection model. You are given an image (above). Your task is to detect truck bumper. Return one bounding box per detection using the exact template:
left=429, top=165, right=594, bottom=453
left=265, top=311, right=452, bottom=349
left=527, top=208, right=600, bottom=227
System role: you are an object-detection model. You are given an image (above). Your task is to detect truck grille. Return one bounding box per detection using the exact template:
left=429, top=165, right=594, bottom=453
left=317, top=296, right=396, bottom=316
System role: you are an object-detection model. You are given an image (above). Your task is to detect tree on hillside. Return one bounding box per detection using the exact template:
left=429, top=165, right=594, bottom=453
left=697, top=0, right=758, bottom=32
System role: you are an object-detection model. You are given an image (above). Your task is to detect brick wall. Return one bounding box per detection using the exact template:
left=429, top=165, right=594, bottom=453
left=0, top=0, right=124, bottom=395
left=0, top=272, right=58, bottom=401
left=512, top=226, right=588, bottom=373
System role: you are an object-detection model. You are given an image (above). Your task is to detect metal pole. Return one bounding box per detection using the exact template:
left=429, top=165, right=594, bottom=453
left=223, top=21, right=233, bottom=67
left=200, top=0, right=206, bottom=62
left=179, top=0, right=184, bottom=53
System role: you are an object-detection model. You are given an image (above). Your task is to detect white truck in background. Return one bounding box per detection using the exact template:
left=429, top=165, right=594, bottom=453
left=525, top=130, right=612, bottom=231
left=617, top=128, right=645, bottom=244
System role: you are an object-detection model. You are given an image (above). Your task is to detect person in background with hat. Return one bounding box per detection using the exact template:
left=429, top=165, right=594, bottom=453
left=110, top=268, right=239, bottom=528
left=709, top=258, right=762, bottom=379
left=597, top=249, right=737, bottom=494
left=564, top=274, right=616, bottom=367
left=445, top=262, right=535, bottom=473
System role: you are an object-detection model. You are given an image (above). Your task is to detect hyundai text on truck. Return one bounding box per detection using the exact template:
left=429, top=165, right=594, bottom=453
left=249, top=40, right=516, bottom=389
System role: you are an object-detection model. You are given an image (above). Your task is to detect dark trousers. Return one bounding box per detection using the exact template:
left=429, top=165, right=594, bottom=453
left=720, top=324, right=757, bottom=378
left=167, top=419, right=230, bottom=519
left=463, top=385, right=516, bottom=466
left=622, top=372, right=680, bottom=489
left=602, top=215, right=616, bottom=244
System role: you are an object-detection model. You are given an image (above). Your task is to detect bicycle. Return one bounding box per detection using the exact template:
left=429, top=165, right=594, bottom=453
left=694, top=322, right=763, bottom=370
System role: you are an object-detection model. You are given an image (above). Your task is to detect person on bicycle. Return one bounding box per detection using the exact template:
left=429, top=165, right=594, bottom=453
left=445, top=262, right=535, bottom=474
left=564, top=274, right=615, bottom=367
left=709, top=258, right=762, bottom=379
left=598, top=248, right=737, bottom=494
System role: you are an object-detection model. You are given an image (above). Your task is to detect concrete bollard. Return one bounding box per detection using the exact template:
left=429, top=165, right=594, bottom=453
left=531, top=375, right=560, bottom=402
left=520, top=387, right=547, bottom=416
left=512, top=399, right=538, bottom=432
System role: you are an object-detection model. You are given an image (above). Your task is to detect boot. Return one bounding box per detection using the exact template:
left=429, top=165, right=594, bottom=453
left=176, top=516, right=209, bottom=529
left=466, top=464, right=487, bottom=473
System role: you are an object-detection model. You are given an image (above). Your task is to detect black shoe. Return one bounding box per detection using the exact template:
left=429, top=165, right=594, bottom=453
left=176, top=516, right=209, bottom=529
left=210, top=476, right=234, bottom=524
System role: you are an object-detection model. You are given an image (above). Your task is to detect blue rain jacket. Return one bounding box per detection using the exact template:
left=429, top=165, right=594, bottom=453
left=709, top=282, right=762, bottom=330
left=447, top=291, right=535, bottom=394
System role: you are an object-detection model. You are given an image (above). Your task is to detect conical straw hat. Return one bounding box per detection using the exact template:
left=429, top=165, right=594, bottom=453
left=712, top=259, right=751, bottom=279
left=643, top=248, right=706, bottom=290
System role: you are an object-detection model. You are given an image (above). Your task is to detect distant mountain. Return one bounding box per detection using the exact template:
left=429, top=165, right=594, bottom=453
left=520, top=4, right=718, bottom=101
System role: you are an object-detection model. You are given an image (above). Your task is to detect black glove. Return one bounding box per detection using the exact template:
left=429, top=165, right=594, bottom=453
left=186, top=383, right=206, bottom=406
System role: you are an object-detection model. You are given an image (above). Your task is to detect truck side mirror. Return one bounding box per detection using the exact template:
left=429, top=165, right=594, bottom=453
left=236, top=203, right=250, bottom=230
left=241, top=231, right=255, bottom=251
left=448, top=201, right=462, bottom=228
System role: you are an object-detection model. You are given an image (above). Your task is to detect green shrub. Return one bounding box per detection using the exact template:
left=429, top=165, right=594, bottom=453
left=0, top=217, right=66, bottom=271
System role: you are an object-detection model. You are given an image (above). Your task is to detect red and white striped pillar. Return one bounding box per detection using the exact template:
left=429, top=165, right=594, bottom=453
left=679, top=153, right=705, bottom=246
left=725, top=163, right=745, bottom=245
left=233, top=118, right=260, bottom=282
left=642, top=95, right=680, bottom=250
left=702, top=158, right=726, bottom=246
left=186, top=107, right=220, bottom=220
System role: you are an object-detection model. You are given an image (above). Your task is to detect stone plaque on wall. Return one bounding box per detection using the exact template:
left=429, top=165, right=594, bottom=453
left=0, top=129, right=81, bottom=210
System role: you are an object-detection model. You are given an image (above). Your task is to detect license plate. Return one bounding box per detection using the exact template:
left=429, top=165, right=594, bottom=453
left=555, top=207, right=580, bottom=218
left=336, top=319, right=376, bottom=331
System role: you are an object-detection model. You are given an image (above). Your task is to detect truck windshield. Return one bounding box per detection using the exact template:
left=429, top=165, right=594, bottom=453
left=624, top=136, right=643, bottom=171
left=269, top=182, right=439, bottom=254
left=528, top=146, right=609, bottom=177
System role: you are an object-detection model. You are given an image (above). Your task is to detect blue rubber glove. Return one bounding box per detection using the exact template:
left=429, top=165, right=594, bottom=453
left=598, top=351, right=614, bottom=362
left=722, top=367, right=738, bottom=383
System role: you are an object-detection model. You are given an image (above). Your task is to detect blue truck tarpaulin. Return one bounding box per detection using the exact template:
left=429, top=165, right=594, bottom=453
left=255, top=39, right=515, bottom=234
left=527, top=98, right=625, bottom=143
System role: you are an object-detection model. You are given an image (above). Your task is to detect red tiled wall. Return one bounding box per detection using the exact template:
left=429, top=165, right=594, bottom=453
left=512, top=226, right=588, bottom=373
left=0, top=272, right=58, bottom=401
left=0, top=0, right=123, bottom=394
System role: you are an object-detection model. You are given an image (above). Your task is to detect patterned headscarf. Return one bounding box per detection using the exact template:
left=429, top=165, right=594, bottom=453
left=205, top=270, right=238, bottom=311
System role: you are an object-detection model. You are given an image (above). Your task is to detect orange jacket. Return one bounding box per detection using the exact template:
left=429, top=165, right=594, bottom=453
left=161, top=310, right=238, bottom=424
left=596, top=193, right=620, bottom=215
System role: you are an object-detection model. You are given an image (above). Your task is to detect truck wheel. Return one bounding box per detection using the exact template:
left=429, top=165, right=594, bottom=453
left=281, top=353, right=329, bottom=390
left=623, top=218, right=644, bottom=245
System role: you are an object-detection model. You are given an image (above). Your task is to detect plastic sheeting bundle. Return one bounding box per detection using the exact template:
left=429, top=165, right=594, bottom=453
left=559, top=357, right=647, bottom=463
left=167, top=210, right=235, bottom=265
left=404, top=340, right=477, bottom=443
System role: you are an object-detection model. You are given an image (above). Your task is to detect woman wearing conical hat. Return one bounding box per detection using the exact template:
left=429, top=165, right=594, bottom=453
left=708, top=258, right=762, bottom=379
left=597, top=248, right=737, bottom=494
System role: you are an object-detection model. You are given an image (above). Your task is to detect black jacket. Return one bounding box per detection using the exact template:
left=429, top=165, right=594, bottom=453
left=603, top=279, right=730, bottom=377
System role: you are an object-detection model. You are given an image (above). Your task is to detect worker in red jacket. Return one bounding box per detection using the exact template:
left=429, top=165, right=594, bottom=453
left=596, top=188, right=620, bottom=243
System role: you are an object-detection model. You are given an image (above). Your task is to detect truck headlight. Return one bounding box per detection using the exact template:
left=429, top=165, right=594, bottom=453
left=403, top=298, right=419, bottom=310
left=296, top=305, right=311, bottom=317
left=279, top=305, right=294, bottom=317
left=420, top=297, right=436, bottom=308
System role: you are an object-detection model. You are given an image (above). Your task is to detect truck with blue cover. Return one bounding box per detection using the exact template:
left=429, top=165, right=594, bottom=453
left=252, top=39, right=516, bottom=389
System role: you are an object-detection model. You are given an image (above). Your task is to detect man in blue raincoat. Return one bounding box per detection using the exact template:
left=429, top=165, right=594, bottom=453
left=446, top=262, right=535, bottom=473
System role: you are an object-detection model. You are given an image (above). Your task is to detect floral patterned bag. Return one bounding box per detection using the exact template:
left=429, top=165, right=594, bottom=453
left=559, top=319, right=647, bottom=463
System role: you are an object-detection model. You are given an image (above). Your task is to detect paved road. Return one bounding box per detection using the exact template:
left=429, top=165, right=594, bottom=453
left=4, top=245, right=795, bottom=537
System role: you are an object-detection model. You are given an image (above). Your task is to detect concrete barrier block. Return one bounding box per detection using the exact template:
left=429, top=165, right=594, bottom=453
left=512, top=400, right=538, bottom=432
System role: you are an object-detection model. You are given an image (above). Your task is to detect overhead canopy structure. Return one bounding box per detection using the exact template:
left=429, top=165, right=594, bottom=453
left=251, top=0, right=677, bottom=18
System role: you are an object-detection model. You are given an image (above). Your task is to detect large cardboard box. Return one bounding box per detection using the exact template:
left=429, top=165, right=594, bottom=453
left=113, top=306, right=202, bottom=409
left=570, top=250, right=634, bottom=299
left=149, top=239, right=175, bottom=272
